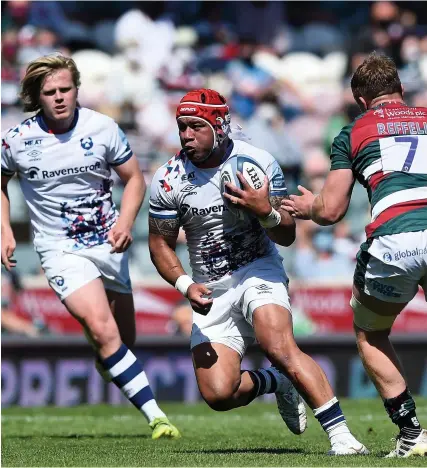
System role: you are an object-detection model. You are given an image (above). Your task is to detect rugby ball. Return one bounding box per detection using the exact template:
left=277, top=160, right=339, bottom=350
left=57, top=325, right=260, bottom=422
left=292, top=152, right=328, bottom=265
left=220, top=154, right=266, bottom=219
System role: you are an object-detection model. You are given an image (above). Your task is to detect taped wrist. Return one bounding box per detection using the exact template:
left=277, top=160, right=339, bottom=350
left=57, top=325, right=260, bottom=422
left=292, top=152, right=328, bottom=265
left=258, top=208, right=281, bottom=229
left=175, top=275, right=195, bottom=297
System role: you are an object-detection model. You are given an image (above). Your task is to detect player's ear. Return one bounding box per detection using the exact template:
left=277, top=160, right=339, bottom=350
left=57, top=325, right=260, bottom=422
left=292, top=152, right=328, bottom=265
left=356, top=96, right=367, bottom=112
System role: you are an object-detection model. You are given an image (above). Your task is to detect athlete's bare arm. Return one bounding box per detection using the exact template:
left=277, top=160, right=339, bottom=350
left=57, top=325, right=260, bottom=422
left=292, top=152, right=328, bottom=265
left=1, top=174, right=17, bottom=270
left=282, top=169, right=355, bottom=226
left=311, top=169, right=354, bottom=225
left=1, top=175, right=12, bottom=230
left=149, top=216, right=213, bottom=314
left=112, top=155, right=146, bottom=229
left=108, top=155, right=146, bottom=253
left=148, top=215, right=186, bottom=286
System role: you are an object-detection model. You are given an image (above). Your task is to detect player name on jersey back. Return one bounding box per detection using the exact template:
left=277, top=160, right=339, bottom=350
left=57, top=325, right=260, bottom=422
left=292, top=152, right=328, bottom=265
left=330, top=103, right=427, bottom=239
left=375, top=105, right=427, bottom=135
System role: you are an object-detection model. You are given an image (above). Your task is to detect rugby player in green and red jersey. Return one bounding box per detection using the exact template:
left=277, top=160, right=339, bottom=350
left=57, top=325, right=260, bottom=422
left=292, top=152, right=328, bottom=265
left=282, top=52, right=427, bottom=458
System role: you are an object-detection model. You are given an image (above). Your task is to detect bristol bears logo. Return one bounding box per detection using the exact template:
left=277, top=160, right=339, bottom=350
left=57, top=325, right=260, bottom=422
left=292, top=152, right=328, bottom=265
left=80, top=138, right=93, bottom=150
left=80, top=137, right=94, bottom=156
left=52, top=276, right=65, bottom=287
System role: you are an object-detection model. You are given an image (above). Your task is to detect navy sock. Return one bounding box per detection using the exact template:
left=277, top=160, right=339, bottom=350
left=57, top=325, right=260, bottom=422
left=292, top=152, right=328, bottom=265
left=100, top=344, right=164, bottom=422
left=314, top=397, right=347, bottom=434
left=248, top=369, right=278, bottom=398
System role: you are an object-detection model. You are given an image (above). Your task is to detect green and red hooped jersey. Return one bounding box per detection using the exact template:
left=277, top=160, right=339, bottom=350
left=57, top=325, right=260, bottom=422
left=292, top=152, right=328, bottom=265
left=330, top=102, right=427, bottom=239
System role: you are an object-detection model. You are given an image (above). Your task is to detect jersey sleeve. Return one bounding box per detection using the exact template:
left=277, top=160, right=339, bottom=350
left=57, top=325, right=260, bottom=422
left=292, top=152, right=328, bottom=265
left=149, top=167, right=179, bottom=221
left=265, top=157, right=288, bottom=198
left=106, top=122, right=133, bottom=166
left=1, top=135, right=17, bottom=177
left=330, top=125, right=352, bottom=170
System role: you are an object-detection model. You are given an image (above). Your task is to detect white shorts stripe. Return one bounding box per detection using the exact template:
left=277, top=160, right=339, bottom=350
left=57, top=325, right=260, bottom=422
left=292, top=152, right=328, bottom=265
left=371, top=186, right=427, bottom=221
left=108, top=351, right=136, bottom=378
left=121, top=371, right=149, bottom=398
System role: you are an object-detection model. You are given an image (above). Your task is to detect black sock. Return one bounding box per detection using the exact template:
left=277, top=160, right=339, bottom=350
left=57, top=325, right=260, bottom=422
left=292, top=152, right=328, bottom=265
left=384, top=388, right=422, bottom=439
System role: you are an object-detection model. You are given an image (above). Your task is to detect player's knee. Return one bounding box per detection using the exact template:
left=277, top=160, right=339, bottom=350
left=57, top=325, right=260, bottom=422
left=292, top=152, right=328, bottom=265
left=84, top=314, right=120, bottom=350
left=200, top=381, right=238, bottom=411
left=265, top=344, right=302, bottom=379
left=204, top=392, right=234, bottom=411
left=354, top=323, right=391, bottom=345
left=264, top=342, right=298, bottom=367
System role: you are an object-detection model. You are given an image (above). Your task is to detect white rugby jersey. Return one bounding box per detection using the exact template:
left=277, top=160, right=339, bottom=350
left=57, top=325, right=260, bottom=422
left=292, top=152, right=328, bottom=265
left=149, top=139, right=288, bottom=283
left=1, top=108, right=133, bottom=251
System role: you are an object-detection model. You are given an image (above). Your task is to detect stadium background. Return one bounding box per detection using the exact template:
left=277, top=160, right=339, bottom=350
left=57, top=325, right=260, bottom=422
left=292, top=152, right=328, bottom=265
left=1, top=0, right=427, bottom=407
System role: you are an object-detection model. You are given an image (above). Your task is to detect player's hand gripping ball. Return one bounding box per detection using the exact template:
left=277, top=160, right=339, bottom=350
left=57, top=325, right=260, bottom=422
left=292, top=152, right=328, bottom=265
left=220, top=155, right=266, bottom=220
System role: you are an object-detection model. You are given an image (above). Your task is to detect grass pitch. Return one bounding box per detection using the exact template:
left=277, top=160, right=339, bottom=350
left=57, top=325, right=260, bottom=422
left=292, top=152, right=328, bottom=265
left=2, top=398, right=426, bottom=466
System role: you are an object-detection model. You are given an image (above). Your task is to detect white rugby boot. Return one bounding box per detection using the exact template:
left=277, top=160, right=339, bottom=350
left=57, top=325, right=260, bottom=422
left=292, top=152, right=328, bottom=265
left=268, top=366, right=307, bottom=435
left=385, top=429, right=427, bottom=458
left=327, top=432, right=370, bottom=455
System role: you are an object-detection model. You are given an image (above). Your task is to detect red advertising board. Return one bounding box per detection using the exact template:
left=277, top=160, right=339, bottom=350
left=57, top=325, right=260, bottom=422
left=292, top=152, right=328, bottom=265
left=292, top=285, right=426, bottom=333
left=12, top=282, right=426, bottom=335
left=14, top=286, right=182, bottom=335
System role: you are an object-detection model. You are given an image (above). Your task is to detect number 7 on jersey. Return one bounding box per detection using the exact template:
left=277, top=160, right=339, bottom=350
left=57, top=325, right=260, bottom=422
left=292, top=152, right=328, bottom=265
left=394, top=136, right=418, bottom=172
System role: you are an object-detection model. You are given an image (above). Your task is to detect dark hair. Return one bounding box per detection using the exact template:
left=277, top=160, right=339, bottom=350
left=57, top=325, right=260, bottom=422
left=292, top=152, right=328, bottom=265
left=351, top=52, right=402, bottom=102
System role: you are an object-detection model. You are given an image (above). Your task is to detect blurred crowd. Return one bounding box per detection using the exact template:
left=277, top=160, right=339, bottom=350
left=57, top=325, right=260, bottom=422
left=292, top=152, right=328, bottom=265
left=2, top=0, right=427, bottom=288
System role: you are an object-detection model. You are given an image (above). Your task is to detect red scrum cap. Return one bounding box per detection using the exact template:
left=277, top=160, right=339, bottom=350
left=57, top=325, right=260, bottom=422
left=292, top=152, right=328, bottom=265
left=176, top=89, right=231, bottom=150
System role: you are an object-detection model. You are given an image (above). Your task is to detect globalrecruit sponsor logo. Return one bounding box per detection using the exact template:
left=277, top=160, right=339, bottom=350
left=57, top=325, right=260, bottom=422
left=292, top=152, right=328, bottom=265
left=394, top=247, right=427, bottom=261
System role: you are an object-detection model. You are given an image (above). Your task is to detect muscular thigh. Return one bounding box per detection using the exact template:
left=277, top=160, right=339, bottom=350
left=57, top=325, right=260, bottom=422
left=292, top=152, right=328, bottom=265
left=64, top=277, right=112, bottom=324
left=65, top=278, right=121, bottom=356
left=192, top=342, right=242, bottom=396
left=252, top=304, right=296, bottom=356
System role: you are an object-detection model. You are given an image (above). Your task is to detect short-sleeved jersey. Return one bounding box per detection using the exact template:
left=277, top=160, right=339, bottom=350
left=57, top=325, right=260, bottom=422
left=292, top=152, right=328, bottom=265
left=149, top=139, right=288, bottom=283
left=1, top=108, right=133, bottom=251
left=330, top=103, right=427, bottom=238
